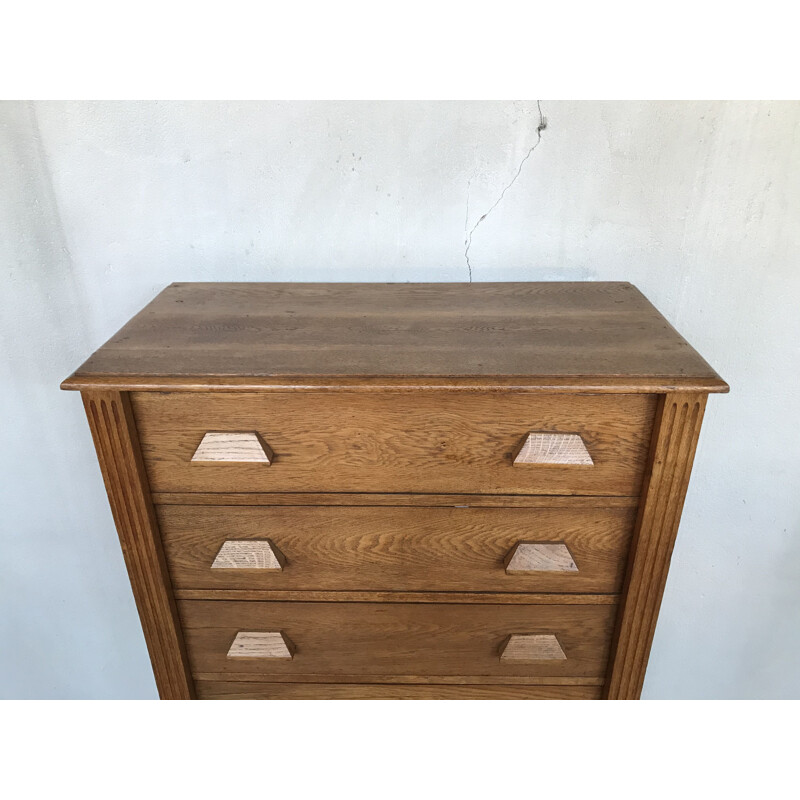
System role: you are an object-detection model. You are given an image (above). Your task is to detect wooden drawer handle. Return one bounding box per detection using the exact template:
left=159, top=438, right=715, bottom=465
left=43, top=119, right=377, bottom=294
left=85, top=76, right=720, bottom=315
left=504, top=542, right=578, bottom=574
left=192, top=432, right=274, bottom=464
left=500, top=634, right=566, bottom=662
left=512, top=432, right=593, bottom=466
left=227, top=631, right=295, bottom=659
left=212, top=539, right=286, bottom=570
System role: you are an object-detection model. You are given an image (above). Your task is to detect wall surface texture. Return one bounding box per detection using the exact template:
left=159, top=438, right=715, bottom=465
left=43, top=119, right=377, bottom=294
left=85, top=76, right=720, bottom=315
left=1, top=100, right=798, bottom=698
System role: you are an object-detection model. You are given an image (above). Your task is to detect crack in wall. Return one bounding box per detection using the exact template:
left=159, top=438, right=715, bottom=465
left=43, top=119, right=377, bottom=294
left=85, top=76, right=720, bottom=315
left=464, top=176, right=472, bottom=268
left=464, top=100, right=547, bottom=282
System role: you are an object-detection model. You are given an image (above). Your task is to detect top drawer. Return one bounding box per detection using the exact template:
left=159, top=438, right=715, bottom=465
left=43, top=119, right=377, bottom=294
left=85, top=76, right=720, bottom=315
left=132, top=392, right=656, bottom=495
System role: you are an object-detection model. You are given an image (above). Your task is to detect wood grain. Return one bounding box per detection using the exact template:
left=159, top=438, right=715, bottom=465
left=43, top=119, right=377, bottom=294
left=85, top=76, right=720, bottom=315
left=178, top=600, right=617, bottom=679
left=504, top=542, right=578, bottom=573
left=211, top=539, right=286, bottom=570
left=61, top=282, right=727, bottom=391
left=605, top=393, right=708, bottom=699
left=195, top=681, right=602, bottom=699
left=513, top=433, right=593, bottom=466
left=227, top=631, right=294, bottom=659
left=500, top=634, right=567, bottom=661
left=134, top=392, right=656, bottom=495
left=192, top=432, right=273, bottom=463
left=158, top=504, right=635, bottom=594
left=82, top=391, right=194, bottom=700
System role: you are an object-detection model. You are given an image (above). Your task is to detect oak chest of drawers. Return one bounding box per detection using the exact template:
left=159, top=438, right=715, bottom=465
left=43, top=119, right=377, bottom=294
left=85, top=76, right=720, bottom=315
left=62, top=282, right=727, bottom=699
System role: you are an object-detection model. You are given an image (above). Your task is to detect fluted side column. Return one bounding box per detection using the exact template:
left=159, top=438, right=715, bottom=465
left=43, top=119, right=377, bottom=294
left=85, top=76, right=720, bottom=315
left=83, top=391, right=194, bottom=699
left=605, top=393, right=708, bottom=700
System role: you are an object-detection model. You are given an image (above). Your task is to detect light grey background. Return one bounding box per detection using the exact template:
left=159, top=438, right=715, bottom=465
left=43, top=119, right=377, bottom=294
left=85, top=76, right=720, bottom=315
left=1, top=100, right=798, bottom=699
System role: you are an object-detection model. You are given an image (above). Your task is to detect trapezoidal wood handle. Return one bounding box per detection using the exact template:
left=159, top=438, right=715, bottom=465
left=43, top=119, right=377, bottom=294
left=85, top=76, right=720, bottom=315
left=211, top=539, right=286, bottom=570
left=504, top=542, right=578, bottom=574
left=511, top=432, right=593, bottom=466
left=192, top=432, right=274, bottom=464
left=227, top=631, right=295, bottom=659
left=499, top=634, right=567, bottom=662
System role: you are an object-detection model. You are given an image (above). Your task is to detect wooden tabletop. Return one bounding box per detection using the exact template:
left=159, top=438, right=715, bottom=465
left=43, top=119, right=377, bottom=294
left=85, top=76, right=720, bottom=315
left=62, top=282, right=728, bottom=392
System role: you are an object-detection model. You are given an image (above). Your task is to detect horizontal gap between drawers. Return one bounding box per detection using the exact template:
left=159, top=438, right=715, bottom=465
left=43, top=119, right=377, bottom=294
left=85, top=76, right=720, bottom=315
left=154, top=492, right=640, bottom=508
left=175, top=590, right=619, bottom=604
left=191, top=673, right=606, bottom=685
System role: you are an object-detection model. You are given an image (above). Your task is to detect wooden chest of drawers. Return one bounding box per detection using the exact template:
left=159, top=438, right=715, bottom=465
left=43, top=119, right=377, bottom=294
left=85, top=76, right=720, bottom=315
left=62, top=282, right=727, bottom=699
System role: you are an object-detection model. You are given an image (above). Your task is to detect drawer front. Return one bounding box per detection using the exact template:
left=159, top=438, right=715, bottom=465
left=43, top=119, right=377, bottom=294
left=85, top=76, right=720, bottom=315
left=179, top=600, right=616, bottom=679
left=159, top=504, right=636, bottom=594
left=133, top=392, right=656, bottom=495
left=195, top=681, right=602, bottom=699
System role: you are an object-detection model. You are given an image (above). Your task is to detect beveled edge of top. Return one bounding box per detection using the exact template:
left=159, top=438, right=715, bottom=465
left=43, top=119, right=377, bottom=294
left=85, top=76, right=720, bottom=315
left=61, top=374, right=729, bottom=393
left=61, top=281, right=729, bottom=394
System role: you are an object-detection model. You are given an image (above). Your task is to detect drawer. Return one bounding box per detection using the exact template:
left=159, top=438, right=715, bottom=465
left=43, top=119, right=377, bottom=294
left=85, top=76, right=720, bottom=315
left=159, top=503, right=636, bottom=594
left=133, top=392, right=656, bottom=495
left=195, top=681, right=602, bottom=699
left=179, top=600, right=617, bottom=679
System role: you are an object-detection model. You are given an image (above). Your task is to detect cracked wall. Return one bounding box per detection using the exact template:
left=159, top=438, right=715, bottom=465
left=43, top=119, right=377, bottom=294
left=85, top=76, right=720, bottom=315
left=465, top=100, right=547, bottom=280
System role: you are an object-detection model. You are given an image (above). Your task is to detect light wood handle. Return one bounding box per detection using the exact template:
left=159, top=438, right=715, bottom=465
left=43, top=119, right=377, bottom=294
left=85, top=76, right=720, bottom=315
left=212, top=539, right=286, bottom=570
left=504, top=542, right=578, bottom=574
left=227, top=631, right=295, bottom=659
left=512, top=432, right=593, bottom=466
left=192, top=432, right=274, bottom=464
left=499, top=634, right=566, bottom=662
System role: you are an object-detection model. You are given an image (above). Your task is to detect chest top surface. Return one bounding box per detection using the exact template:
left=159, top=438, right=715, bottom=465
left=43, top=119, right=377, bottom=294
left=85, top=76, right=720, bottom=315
left=61, top=282, right=727, bottom=392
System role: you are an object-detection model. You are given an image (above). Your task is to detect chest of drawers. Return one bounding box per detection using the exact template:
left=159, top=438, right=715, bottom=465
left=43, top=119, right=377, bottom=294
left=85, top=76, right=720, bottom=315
left=62, top=282, right=727, bottom=699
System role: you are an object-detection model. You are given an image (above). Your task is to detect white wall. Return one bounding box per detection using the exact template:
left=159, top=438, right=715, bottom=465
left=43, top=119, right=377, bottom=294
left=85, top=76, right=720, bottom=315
left=1, top=100, right=798, bottom=698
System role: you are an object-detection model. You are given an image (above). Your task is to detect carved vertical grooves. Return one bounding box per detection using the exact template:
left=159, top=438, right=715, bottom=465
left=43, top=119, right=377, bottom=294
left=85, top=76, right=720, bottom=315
left=605, top=393, right=707, bottom=700
left=83, top=391, right=194, bottom=699
left=620, top=401, right=684, bottom=683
